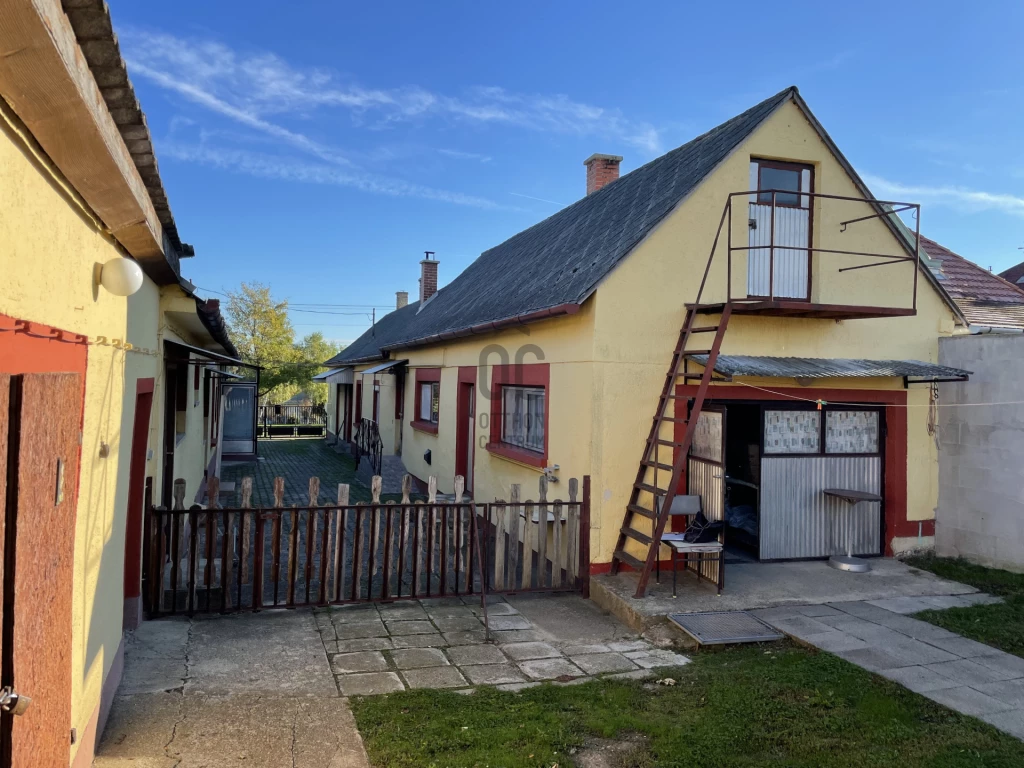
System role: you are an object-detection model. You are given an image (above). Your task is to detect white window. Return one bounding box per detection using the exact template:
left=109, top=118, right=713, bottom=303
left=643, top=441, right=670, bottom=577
left=418, top=382, right=439, bottom=423
left=501, top=386, right=545, bottom=453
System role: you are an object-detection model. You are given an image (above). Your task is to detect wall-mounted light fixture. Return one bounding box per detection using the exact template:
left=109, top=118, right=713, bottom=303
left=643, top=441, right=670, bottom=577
left=94, top=258, right=144, bottom=297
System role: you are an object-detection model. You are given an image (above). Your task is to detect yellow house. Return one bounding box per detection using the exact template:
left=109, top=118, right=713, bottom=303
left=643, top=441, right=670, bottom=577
left=326, top=86, right=969, bottom=593
left=0, top=2, right=243, bottom=765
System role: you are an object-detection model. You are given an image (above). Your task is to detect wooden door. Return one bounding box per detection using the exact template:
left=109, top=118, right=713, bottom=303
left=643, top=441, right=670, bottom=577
left=455, top=383, right=475, bottom=494
left=748, top=159, right=813, bottom=300
left=123, top=383, right=154, bottom=629
left=0, top=373, right=81, bottom=767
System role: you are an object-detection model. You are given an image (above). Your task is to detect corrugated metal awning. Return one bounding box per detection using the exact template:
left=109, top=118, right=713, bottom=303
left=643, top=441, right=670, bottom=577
left=360, top=359, right=407, bottom=376
left=688, top=355, right=970, bottom=382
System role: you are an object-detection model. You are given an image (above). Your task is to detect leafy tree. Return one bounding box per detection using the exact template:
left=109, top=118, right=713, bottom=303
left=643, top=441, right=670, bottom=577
left=225, top=282, right=297, bottom=399
left=295, top=332, right=343, bottom=404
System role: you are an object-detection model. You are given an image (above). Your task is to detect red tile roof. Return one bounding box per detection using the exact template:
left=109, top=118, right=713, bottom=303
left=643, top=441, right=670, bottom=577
left=921, top=236, right=1024, bottom=328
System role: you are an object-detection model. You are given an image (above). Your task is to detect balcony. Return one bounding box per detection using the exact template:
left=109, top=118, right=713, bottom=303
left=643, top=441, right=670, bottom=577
left=689, top=191, right=922, bottom=320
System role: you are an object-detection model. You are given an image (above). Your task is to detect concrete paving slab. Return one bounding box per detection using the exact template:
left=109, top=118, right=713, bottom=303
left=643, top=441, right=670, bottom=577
left=389, top=648, right=450, bottom=670
left=606, top=670, right=657, bottom=681
left=330, top=652, right=388, bottom=674
left=386, top=620, right=436, bottom=635
left=507, top=594, right=635, bottom=646
left=330, top=637, right=394, bottom=653
left=402, top=666, right=468, bottom=689
left=972, top=653, right=1024, bottom=680
left=959, top=593, right=1004, bottom=607
left=918, top=595, right=977, bottom=610
left=974, top=679, right=1024, bottom=709
left=461, top=663, right=527, bottom=685
left=768, top=615, right=836, bottom=639
left=392, top=633, right=446, bottom=648
left=865, top=612, right=960, bottom=641
left=376, top=604, right=428, bottom=620
left=921, top=635, right=1005, bottom=659
left=336, top=672, right=405, bottom=696
left=486, top=615, right=533, bottom=631
left=828, top=601, right=903, bottom=622
left=445, top=644, right=507, bottom=666
left=923, top=686, right=1015, bottom=717
left=561, top=643, right=611, bottom=655
left=187, top=612, right=337, bottom=697
left=799, top=631, right=868, bottom=653
left=877, top=665, right=962, bottom=693
left=489, top=629, right=545, bottom=644
left=470, top=601, right=519, bottom=616
left=795, top=605, right=846, bottom=618
left=607, top=640, right=651, bottom=653
left=424, top=605, right=478, bottom=619
left=330, top=604, right=380, bottom=622
left=419, top=596, right=467, bottom=608
left=95, top=693, right=183, bottom=761
left=884, top=638, right=958, bottom=666
left=836, top=647, right=913, bottom=673
left=829, top=620, right=909, bottom=646
left=622, top=650, right=691, bottom=669
left=432, top=617, right=485, bottom=632
left=335, top=622, right=389, bottom=640
left=502, top=642, right=562, bottom=661
left=980, top=709, right=1024, bottom=740
left=570, top=653, right=639, bottom=675
left=518, top=658, right=585, bottom=680
left=866, top=596, right=937, bottom=614
left=497, top=681, right=542, bottom=691
left=926, top=659, right=1023, bottom=687
left=442, top=630, right=488, bottom=646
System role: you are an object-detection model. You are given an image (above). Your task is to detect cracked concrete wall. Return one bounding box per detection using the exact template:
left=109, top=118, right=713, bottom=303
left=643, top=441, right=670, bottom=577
left=937, top=334, right=1024, bottom=572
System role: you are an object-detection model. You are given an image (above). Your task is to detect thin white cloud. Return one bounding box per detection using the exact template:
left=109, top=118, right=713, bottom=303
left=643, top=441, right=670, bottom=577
left=509, top=192, right=566, bottom=207
left=438, top=149, right=492, bottom=163
left=863, top=173, right=1024, bottom=218
left=120, top=28, right=662, bottom=155
left=161, top=143, right=513, bottom=210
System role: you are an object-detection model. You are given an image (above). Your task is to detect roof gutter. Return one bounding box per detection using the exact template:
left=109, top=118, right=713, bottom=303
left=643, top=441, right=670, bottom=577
left=968, top=324, right=1024, bottom=335
left=381, top=303, right=582, bottom=353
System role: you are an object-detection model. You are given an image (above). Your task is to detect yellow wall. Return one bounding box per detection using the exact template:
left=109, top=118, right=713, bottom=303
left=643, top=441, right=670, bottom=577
left=0, top=103, right=216, bottom=764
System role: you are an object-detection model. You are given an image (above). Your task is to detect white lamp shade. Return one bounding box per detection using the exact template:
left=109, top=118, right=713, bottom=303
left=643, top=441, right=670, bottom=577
left=100, top=258, right=144, bottom=296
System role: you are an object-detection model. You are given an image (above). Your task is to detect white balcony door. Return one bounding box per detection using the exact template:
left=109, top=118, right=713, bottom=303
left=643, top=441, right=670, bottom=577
left=748, top=160, right=812, bottom=300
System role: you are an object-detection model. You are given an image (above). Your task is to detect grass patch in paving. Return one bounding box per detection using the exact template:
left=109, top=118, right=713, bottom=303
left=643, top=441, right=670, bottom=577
left=906, top=554, right=1024, bottom=659
left=351, top=643, right=1024, bottom=767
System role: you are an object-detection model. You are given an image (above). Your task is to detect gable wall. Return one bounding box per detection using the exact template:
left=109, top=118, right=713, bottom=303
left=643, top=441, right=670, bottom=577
left=587, top=99, right=958, bottom=563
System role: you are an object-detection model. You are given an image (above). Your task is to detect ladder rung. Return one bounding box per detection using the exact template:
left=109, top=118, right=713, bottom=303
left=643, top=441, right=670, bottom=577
left=621, top=527, right=652, bottom=545
left=613, top=549, right=645, bottom=570
left=653, top=416, right=687, bottom=424
left=627, top=504, right=657, bottom=520
left=688, top=326, right=720, bottom=333
left=682, top=349, right=712, bottom=357
left=641, top=460, right=673, bottom=471
left=660, top=393, right=689, bottom=400
left=682, top=373, right=708, bottom=379
left=648, top=438, right=684, bottom=447
left=635, top=482, right=666, bottom=496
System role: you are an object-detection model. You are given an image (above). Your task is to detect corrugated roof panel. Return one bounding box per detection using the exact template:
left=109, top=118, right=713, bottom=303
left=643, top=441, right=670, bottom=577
left=689, top=355, right=970, bottom=380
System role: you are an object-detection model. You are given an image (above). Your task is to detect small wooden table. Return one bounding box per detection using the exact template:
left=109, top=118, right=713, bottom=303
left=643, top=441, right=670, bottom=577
left=822, top=488, right=882, bottom=573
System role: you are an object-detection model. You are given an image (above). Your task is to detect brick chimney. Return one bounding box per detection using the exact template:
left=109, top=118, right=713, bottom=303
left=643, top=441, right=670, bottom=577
left=584, top=153, right=623, bottom=195
left=396, top=291, right=408, bottom=310
left=419, top=251, right=439, bottom=304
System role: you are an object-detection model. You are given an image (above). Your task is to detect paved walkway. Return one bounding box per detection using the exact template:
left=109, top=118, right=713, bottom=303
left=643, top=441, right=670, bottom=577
left=755, top=593, right=1024, bottom=740
left=321, top=593, right=687, bottom=695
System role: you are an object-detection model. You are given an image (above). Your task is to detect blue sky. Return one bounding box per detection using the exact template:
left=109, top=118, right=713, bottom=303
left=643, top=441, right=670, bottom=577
left=111, top=1, right=1024, bottom=344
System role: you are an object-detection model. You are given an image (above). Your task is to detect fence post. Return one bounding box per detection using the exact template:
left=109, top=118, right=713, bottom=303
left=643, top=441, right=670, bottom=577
left=581, top=475, right=592, bottom=599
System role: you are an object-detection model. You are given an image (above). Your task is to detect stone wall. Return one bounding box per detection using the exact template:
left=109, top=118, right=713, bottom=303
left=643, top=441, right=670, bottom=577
left=937, top=333, right=1024, bottom=571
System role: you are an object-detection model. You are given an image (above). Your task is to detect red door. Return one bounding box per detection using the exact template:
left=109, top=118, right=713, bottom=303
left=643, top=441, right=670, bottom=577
left=0, top=373, right=82, bottom=767
left=123, top=379, right=154, bottom=630
left=455, top=382, right=476, bottom=494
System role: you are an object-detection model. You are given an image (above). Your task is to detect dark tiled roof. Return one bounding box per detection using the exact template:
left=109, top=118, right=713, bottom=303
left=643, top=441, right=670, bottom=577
left=921, top=237, right=1024, bottom=328
left=690, top=355, right=970, bottom=380
left=195, top=298, right=238, bottom=358
left=331, top=86, right=798, bottom=363
left=999, top=260, right=1024, bottom=288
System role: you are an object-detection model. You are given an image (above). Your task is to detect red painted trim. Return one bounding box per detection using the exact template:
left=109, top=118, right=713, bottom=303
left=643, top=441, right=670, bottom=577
left=455, top=367, right=477, bottom=491
left=486, top=363, right=550, bottom=466
left=382, top=303, right=582, bottom=352
left=354, top=379, right=362, bottom=425
left=410, top=420, right=439, bottom=435
left=673, top=384, right=910, bottom=555
left=412, top=368, right=442, bottom=431
left=415, top=367, right=442, bottom=382
left=137, top=377, right=155, bottom=395
left=123, top=379, right=155, bottom=600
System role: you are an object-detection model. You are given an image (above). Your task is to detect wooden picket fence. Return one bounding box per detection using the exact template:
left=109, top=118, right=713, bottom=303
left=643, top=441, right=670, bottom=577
left=143, top=473, right=590, bottom=618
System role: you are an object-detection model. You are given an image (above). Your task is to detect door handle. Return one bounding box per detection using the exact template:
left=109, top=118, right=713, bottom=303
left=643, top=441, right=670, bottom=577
left=0, top=686, right=31, bottom=716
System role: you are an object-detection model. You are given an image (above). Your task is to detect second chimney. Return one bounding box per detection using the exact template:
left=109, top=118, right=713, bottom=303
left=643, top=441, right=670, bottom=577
left=584, top=153, right=623, bottom=195
left=419, top=251, right=439, bottom=304
left=396, top=291, right=408, bottom=310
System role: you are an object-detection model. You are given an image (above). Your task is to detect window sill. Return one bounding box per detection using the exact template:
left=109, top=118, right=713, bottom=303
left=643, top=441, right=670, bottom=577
left=410, top=419, right=438, bottom=435
left=485, top=441, right=546, bottom=468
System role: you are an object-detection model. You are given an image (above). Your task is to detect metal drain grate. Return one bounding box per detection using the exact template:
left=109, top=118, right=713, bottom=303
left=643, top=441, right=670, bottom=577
left=668, top=611, right=784, bottom=647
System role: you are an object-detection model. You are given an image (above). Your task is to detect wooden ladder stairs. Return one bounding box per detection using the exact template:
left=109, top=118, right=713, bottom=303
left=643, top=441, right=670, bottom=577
left=610, top=303, right=733, bottom=597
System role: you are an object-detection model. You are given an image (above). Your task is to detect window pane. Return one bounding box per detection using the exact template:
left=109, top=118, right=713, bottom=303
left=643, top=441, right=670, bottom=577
left=430, top=382, right=440, bottom=423
left=826, top=411, right=878, bottom=454
left=501, top=386, right=544, bottom=452
left=764, top=410, right=820, bottom=454
left=419, top=383, right=431, bottom=421
left=758, top=166, right=800, bottom=206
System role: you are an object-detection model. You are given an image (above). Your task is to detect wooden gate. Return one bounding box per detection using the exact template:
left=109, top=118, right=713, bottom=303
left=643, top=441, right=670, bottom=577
left=0, top=373, right=81, bottom=768
left=144, top=474, right=590, bottom=617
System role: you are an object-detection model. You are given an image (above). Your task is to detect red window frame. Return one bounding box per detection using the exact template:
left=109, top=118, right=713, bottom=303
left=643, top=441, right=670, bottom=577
left=486, top=363, right=549, bottom=468
left=411, top=367, right=441, bottom=434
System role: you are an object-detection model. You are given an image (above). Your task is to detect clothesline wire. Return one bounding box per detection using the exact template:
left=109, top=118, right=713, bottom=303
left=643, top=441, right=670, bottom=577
left=735, top=381, right=1024, bottom=408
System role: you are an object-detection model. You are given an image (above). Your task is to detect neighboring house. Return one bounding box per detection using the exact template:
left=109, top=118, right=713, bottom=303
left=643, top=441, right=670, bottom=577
left=921, top=236, right=1024, bottom=330
left=325, top=86, right=969, bottom=585
left=914, top=237, right=1024, bottom=570
left=999, top=259, right=1024, bottom=289
left=0, top=2, right=242, bottom=766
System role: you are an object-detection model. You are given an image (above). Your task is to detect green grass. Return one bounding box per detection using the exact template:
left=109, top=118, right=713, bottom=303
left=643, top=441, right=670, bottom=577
left=350, top=643, right=1024, bottom=768
left=906, top=554, right=1024, bottom=659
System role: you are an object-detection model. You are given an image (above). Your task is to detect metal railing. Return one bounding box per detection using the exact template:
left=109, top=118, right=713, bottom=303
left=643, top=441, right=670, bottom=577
left=354, top=418, right=383, bottom=476
left=698, top=190, right=921, bottom=311
left=259, top=404, right=327, bottom=438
